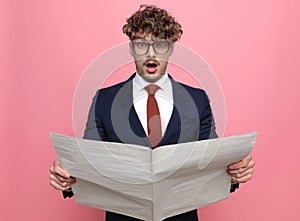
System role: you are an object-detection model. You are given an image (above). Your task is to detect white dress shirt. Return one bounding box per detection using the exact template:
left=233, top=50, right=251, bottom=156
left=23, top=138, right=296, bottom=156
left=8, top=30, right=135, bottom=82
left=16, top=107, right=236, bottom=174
left=133, top=73, right=174, bottom=136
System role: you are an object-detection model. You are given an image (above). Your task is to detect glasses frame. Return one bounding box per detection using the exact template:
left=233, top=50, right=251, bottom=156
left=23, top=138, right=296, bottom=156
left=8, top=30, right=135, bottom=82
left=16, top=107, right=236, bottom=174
left=131, top=40, right=171, bottom=56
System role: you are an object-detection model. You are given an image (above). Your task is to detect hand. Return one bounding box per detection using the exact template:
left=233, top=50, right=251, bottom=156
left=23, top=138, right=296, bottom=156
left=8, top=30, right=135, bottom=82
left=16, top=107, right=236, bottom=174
left=227, top=154, right=255, bottom=183
left=49, top=160, right=76, bottom=191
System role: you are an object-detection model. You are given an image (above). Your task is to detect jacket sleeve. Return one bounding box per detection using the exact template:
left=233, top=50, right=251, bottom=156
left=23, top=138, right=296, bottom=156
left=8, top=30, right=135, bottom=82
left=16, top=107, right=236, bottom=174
left=199, top=92, right=239, bottom=193
left=83, top=90, right=106, bottom=141
left=62, top=91, right=104, bottom=199
left=198, top=91, right=218, bottom=140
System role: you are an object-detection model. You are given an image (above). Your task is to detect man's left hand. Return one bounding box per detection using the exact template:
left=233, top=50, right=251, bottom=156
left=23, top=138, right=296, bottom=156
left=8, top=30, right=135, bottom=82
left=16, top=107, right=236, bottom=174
left=227, top=154, right=255, bottom=183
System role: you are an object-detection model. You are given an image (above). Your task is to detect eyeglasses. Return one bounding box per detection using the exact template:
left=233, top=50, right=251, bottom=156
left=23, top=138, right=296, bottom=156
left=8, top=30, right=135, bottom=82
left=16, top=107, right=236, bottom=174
left=131, top=40, right=171, bottom=56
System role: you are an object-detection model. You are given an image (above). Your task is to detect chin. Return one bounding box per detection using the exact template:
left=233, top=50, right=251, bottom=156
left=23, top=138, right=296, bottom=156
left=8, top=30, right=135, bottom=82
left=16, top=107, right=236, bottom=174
left=142, top=74, right=162, bottom=83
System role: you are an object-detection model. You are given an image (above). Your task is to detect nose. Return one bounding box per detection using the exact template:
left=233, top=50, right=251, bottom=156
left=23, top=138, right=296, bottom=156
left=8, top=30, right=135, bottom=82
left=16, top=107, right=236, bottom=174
left=147, top=44, right=156, bottom=58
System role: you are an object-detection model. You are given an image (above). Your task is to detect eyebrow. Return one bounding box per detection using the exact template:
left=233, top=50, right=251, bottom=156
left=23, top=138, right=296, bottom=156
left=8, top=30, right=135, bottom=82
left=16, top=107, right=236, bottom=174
left=132, top=39, right=168, bottom=43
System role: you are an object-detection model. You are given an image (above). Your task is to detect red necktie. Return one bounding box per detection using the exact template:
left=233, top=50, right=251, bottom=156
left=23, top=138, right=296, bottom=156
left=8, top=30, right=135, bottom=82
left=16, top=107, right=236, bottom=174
left=145, top=84, right=162, bottom=148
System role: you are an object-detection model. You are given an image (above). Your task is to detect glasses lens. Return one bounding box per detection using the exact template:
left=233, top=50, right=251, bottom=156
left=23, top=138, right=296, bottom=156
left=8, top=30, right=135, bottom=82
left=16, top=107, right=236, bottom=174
left=153, top=41, right=169, bottom=54
left=132, top=41, right=170, bottom=55
left=133, top=42, right=149, bottom=55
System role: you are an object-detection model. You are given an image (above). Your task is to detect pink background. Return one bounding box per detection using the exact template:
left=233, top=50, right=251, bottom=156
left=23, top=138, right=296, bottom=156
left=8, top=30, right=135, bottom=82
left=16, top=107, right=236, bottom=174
left=1, top=0, right=299, bottom=220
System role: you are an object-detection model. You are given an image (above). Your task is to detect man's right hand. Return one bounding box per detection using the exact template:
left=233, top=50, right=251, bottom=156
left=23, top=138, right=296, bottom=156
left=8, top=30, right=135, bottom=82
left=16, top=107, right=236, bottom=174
left=49, top=160, right=76, bottom=191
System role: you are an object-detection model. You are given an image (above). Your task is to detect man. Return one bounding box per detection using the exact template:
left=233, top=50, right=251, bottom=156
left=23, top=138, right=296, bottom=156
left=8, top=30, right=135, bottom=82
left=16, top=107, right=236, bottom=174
left=49, top=5, right=255, bottom=221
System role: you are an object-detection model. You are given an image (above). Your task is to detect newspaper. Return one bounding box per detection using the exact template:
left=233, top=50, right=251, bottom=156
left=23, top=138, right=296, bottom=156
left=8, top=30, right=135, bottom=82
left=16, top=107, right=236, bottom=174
left=50, top=132, right=257, bottom=221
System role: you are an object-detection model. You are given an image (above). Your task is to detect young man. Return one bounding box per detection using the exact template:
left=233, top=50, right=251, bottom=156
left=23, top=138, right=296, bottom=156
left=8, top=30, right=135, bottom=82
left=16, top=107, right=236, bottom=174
left=50, top=5, right=255, bottom=221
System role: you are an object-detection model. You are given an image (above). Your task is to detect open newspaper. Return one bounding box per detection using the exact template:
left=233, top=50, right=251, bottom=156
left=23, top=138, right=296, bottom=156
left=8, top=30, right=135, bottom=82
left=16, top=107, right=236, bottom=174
left=50, top=132, right=257, bottom=221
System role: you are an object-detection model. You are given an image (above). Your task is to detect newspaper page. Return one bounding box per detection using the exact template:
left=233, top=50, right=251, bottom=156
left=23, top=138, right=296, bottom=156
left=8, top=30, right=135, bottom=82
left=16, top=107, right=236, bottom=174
left=50, top=132, right=257, bottom=221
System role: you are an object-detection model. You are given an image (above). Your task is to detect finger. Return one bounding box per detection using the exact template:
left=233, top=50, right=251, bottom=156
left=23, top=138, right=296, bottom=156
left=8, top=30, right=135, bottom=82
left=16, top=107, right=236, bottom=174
left=51, top=170, right=76, bottom=183
left=52, top=160, right=70, bottom=178
left=228, top=155, right=251, bottom=170
left=49, top=173, right=74, bottom=190
left=49, top=173, right=70, bottom=187
left=50, top=174, right=69, bottom=190
left=232, top=167, right=254, bottom=179
left=228, top=155, right=252, bottom=170
left=238, top=167, right=254, bottom=178
left=232, top=171, right=254, bottom=183
left=230, top=167, right=254, bottom=183
left=228, top=159, right=255, bottom=174
left=50, top=179, right=72, bottom=191
left=50, top=171, right=76, bottom=184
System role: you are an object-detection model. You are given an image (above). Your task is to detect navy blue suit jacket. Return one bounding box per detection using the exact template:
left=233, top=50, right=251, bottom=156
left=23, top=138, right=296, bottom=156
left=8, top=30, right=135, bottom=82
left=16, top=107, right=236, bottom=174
left=65, top=74, right=237, bottom=221
left=84, top=75, right=217, bottom=145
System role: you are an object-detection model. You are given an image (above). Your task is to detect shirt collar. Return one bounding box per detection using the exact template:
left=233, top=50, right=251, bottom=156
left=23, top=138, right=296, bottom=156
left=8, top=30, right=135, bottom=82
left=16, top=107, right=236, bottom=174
left=133, top=73, right=170, bottom=91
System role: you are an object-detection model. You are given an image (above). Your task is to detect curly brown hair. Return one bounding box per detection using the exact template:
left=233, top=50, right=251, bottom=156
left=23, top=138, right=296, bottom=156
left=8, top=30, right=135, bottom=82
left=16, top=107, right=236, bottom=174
left=122, top=5, right=183, bottom=42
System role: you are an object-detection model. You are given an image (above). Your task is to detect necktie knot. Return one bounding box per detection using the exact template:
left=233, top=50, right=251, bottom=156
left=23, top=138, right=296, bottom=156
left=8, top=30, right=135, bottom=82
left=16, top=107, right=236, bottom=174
left=145, top=84, right=160, bottom=95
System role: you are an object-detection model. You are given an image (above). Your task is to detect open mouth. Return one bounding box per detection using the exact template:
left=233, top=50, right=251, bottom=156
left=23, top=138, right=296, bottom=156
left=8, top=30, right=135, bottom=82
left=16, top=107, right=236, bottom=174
left=146, top=62, right=158, bottom=68
left=145, top=61, right=159, bottom=73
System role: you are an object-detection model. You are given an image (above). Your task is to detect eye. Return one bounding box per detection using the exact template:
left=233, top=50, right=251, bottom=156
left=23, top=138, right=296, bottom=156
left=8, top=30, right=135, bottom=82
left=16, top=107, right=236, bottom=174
left=155, top=41, right=168, bottom=48
left=136, top=42, right=147, bottom=49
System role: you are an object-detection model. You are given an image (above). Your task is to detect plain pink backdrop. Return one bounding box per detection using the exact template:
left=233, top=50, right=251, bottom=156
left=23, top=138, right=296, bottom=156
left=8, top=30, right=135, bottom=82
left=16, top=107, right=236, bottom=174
left=1, top=0, right=299, bottom=220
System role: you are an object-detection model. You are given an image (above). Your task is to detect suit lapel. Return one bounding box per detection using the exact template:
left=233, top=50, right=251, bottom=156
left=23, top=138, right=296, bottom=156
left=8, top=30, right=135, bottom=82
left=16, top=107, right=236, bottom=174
left=159, top=79, right=200, bottom=146
left=111, top=78, right=152, bottom=147
left=111, top=75, right=200, bottom=147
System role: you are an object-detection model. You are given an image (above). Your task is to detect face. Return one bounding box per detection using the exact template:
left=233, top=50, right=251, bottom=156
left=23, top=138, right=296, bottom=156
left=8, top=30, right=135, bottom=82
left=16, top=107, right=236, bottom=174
left=130, top=37, right=174, bottom=83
